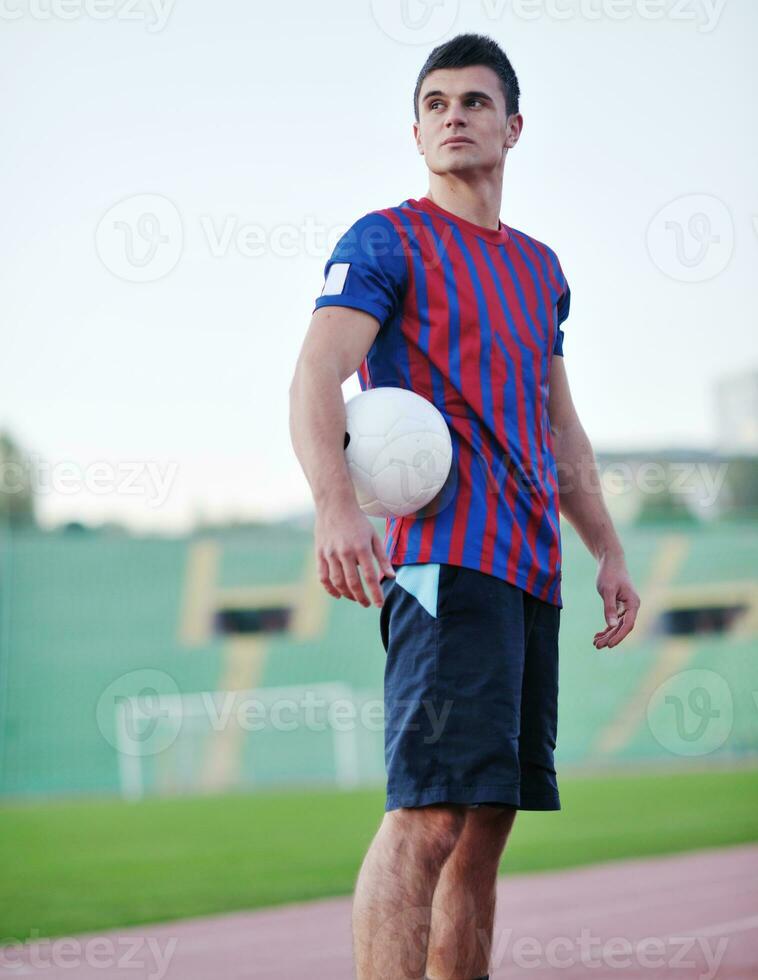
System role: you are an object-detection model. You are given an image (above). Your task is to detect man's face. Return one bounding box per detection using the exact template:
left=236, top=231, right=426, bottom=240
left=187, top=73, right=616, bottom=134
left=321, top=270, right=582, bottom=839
left=413, top=65, right=521, bottom=177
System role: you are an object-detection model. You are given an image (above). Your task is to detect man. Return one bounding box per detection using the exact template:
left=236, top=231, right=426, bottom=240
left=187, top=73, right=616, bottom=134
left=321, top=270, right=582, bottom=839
left=289, top=32, right=640, bottom=980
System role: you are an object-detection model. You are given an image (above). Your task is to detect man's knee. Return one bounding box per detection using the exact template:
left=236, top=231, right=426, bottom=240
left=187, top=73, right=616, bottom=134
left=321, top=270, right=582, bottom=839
left=383, top=803, right=467, bottom=866
left=462, top=804, right=518, bottom=852
left=473, top=802, right=518, bottom=820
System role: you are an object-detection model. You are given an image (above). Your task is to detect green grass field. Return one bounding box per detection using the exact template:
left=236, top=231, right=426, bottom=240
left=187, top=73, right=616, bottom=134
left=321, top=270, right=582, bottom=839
left=1, top=766, right=757, bottom=943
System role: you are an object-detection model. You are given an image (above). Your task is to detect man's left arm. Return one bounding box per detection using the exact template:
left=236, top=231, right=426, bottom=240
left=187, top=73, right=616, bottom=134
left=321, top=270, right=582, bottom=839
left=547, top=355, right=641, bottom=648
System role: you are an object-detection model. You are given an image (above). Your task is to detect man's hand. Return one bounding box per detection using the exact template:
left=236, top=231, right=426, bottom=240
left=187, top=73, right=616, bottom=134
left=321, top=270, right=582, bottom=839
left=315, top=501, right=396, bottom=608
left=593, top=551, right=641, bottom=649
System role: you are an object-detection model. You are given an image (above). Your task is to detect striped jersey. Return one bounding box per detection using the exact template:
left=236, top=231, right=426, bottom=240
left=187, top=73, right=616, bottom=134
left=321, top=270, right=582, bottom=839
left=313, top=195, right=571, bottom=608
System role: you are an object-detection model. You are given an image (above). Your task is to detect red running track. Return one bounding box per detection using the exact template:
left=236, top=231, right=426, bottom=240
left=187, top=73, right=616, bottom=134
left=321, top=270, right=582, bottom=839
left=1, top=843, right=756, bottom=979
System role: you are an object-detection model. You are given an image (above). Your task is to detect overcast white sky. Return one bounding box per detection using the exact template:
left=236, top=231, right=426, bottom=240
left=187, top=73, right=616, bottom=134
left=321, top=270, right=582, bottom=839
left=2, top=0, right=756, bottom=532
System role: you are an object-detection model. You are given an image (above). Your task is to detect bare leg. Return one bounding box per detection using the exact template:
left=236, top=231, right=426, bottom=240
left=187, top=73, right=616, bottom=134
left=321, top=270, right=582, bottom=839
left=425, top=805, right=518, bottom=980
left=352, top=803, right=468, bottom=980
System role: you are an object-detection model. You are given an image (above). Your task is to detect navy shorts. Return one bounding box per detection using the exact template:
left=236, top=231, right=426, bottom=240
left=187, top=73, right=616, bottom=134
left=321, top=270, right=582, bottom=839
left=379, top=562, right=561, bottom=812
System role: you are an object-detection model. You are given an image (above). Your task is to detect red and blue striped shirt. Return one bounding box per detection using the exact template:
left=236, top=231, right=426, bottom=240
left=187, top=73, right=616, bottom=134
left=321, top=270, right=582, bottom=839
left=314, top=195, right=571, bottom=607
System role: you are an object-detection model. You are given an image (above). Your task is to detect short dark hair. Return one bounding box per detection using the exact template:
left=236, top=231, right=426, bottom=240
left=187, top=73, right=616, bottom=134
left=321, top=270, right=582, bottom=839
left=413, top=33, right=520, bottom=122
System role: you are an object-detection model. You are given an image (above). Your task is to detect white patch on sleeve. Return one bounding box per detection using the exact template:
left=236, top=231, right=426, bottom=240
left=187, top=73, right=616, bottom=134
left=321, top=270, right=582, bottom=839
left=321, top=262, right=350, bottom=296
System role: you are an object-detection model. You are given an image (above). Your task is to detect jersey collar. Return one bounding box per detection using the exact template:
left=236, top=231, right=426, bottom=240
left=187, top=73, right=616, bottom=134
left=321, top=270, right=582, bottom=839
left=411, top=195, right=510, bottom=246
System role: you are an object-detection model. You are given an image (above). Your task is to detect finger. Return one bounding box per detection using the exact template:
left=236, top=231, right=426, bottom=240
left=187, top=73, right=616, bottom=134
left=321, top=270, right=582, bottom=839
left=596, top=620, right=627, bottom=648
left=342, top=555, right=370, bottom=607
left=606, top=602, right=640, bottom=647
left=606, top=618, right=635, bottom=647
left=318, top=553, right=341, bottom=599
left=602, top=589, right=621, bottom=629
left=595, top=591, right=640, bottom=646
left=339, top=550, right=369, bottom=606
left=358, top=546, right=384, bottom=607
left=622, top=601, right=640, bottom=634
left=594, top=618, right=622, bottom=639
left=596, top=618, right=628, bottom=646
left=594, top=612, right=626, bottom=648
left=372, top=530, right=396, bottom=582
left=593, top=619, right=618, bottom=641
left=594, top=614, right=623, bottom=640
left=327, top=553, right=353, bottom=600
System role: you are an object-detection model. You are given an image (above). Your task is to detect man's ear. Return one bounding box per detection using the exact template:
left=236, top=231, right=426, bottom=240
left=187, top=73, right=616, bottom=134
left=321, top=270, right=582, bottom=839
left=505, top=112, right=524, bottom=149
left=413, top=120, right=424, bottom=155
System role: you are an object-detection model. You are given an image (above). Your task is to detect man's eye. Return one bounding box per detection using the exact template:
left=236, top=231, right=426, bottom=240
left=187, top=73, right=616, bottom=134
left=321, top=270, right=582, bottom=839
left=428, top=98, right=482, bottom=110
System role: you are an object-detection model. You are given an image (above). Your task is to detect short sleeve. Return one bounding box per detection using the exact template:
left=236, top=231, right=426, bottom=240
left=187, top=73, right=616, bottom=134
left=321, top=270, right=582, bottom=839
left=313, top=212, right=408, bottom=329
left=553, top=271, right=571, bottom=357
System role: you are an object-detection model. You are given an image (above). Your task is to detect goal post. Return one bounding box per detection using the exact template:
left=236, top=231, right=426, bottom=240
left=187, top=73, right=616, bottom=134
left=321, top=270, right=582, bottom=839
left=112, top=681, right=385, bottom=800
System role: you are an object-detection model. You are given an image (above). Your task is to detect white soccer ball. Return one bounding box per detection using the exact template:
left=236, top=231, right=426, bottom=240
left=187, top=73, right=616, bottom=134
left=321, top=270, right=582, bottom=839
left=344, top=387, right=453, bottom=518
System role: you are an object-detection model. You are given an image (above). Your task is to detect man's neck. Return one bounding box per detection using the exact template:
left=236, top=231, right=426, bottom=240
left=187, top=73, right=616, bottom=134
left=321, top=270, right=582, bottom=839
left=423, top=176, right=504, bottom=231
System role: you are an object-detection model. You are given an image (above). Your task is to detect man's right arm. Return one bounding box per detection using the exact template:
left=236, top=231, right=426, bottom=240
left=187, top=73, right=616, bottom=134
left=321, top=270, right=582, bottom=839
left=288, top=305, right=396, bottom=608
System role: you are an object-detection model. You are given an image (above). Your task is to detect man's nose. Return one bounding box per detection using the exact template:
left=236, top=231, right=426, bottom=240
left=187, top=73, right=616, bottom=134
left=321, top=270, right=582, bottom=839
left=444, top=103, right=467, bottom=127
